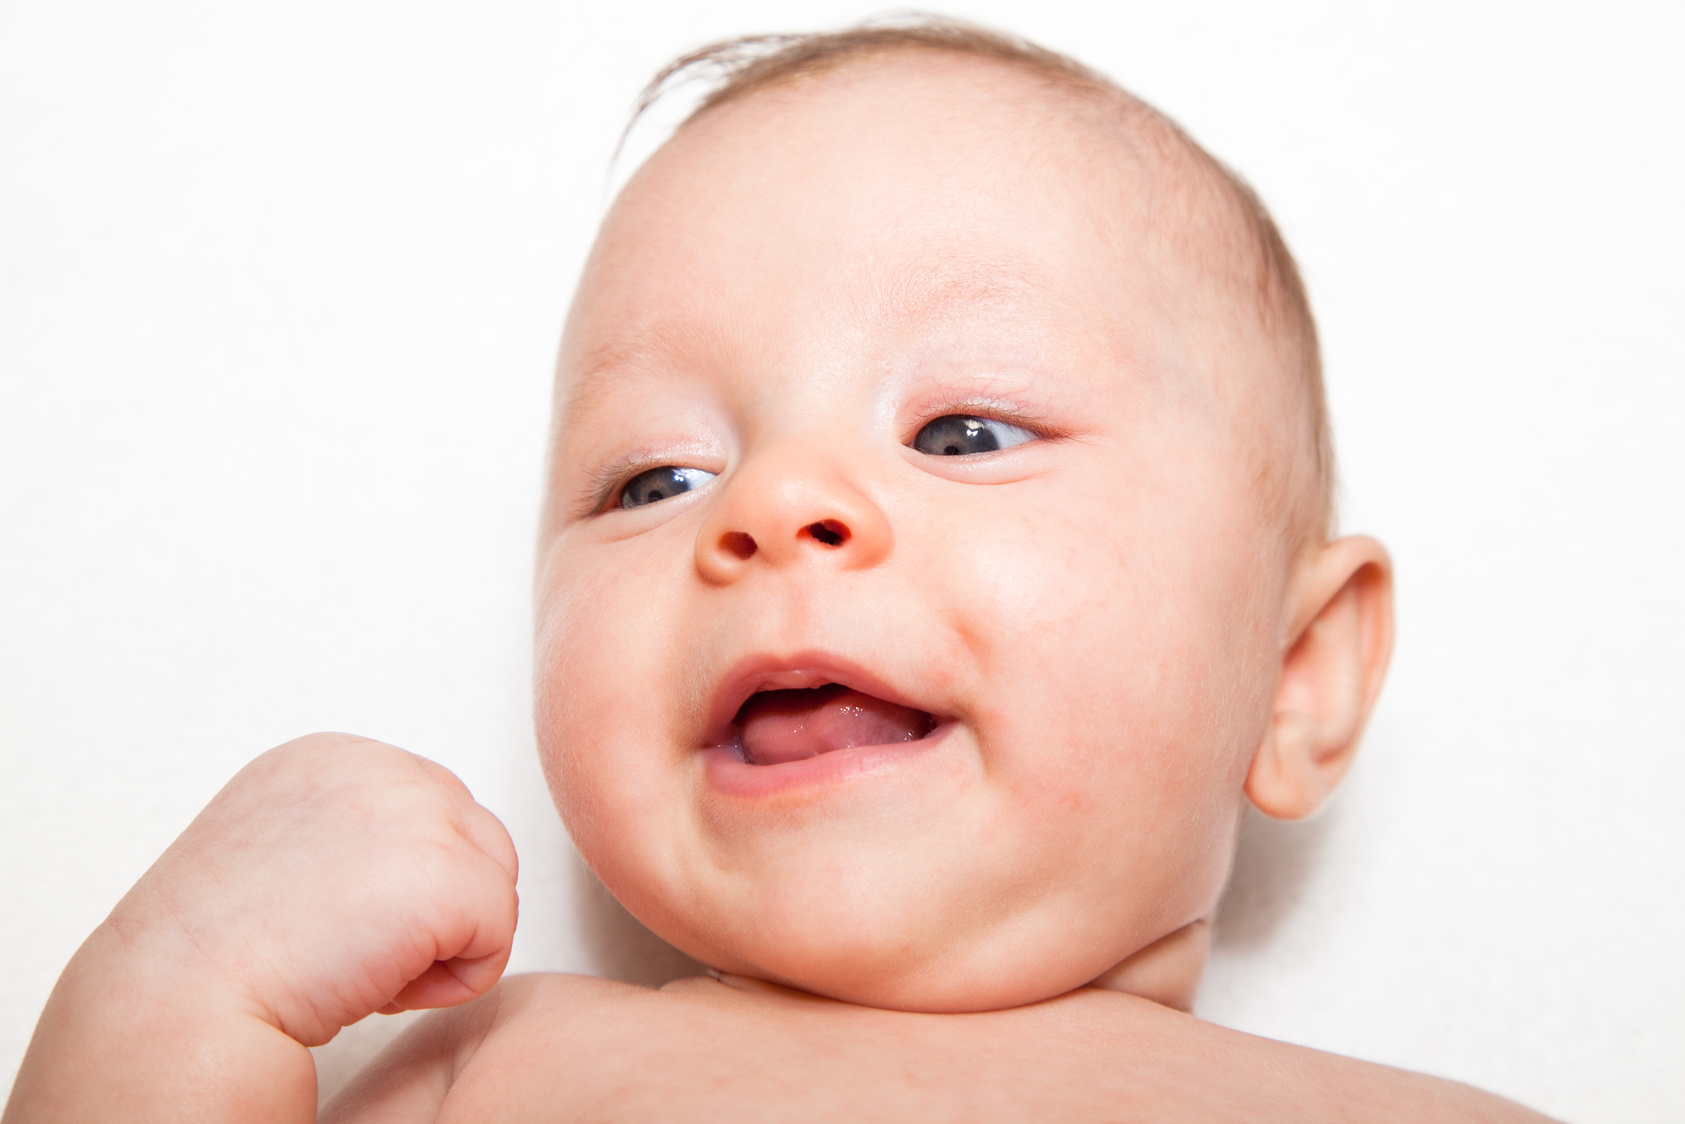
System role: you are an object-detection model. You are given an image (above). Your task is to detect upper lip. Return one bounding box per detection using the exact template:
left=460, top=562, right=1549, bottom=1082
left=701, top=650, right=941, bottom=747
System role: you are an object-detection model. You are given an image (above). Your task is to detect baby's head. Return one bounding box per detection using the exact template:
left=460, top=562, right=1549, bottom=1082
left=534, top=20, right=1392, bottom=1013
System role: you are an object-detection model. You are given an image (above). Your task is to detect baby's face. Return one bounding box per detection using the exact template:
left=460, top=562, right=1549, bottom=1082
left=537, top=55, right=1298, bottom=1011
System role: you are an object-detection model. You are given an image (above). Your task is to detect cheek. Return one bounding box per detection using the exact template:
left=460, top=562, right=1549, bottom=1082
left=533, top=534, right=695, bottom=840
left=919, top=462, right=1275, bottom=814
left=946, top=499, right=1264, bottom=933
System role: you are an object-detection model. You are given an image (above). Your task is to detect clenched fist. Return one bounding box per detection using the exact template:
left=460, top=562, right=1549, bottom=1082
left=4, top=734, right=519, bottom=1124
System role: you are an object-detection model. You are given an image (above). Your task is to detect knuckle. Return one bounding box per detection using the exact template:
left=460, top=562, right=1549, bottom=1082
left=248, top=732, right=403, bottom=787
left=407, top=754, right=474, bottom=798
left=279, top=730, right=395, bottom=758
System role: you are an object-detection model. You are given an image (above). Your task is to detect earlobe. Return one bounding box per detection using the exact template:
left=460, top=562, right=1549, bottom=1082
left=1246, top=709, right=1327, bottom=820
left=1245, top=536, right=1393, bottom=821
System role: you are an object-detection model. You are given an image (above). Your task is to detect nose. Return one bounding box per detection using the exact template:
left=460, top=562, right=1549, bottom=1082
left=694, top=438, right=893, bottom=584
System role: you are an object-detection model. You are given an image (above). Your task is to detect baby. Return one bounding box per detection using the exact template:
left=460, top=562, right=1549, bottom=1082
left=5, top=20, right=1553, bottom=1122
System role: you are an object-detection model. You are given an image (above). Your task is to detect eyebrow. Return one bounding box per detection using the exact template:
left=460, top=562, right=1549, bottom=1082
left=560, top=317, right=729, bottom=426
left=558, top=256, right=1059, bottom=425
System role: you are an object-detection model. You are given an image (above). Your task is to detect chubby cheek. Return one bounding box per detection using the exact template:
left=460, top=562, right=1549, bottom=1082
left=533, top=533, right=698, bottom=880
left=920, top=466, right=1275, bottom=916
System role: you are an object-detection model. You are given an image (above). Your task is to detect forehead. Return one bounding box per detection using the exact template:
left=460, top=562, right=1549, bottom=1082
left=560, top=54, right=1167, bottom=389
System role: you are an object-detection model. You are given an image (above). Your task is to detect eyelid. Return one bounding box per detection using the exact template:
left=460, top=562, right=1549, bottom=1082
left=580, top=448, right=719, bottom=516
left=901, top=396, right=1056, bottom=445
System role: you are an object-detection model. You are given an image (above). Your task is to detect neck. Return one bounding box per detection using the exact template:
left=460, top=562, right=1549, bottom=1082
left=1087, top=918, right=1212, bottom=1012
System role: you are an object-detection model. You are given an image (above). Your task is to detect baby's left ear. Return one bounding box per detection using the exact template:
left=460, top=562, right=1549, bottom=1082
left=1246, top=536, right=1394, bottom=820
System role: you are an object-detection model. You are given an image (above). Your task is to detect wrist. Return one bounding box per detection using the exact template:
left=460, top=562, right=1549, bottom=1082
left=4, top=923, right=315, bottom=1124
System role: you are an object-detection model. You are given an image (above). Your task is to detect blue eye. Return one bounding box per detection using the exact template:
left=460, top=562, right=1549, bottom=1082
left=619, top=466, right=716, bottom=509
left=911, top=415, right=1036, bottom=456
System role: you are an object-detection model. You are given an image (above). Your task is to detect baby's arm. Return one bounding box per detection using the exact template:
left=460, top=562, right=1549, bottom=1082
left=1, top=734, right=518, bottom=1124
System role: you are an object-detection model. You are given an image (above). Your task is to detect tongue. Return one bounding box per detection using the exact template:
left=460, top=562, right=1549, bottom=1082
left=737, top=684, right=934, bottom=765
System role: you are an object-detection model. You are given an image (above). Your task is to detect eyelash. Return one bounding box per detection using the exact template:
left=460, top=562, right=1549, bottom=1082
left=583, top=399, right=1054, bottom=515
left=583, top=454, right=680, bottom=515
left=902, top=397, right=1053, bottom=445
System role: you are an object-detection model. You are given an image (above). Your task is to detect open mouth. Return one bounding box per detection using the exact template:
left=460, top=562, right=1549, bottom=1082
left=726, top=683, right=937, bottom=766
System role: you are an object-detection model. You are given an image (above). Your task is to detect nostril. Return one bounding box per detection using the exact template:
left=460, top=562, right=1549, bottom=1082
left=721, top=531, right=757, bottom=560
left=803, top=520, right=850, bottom=547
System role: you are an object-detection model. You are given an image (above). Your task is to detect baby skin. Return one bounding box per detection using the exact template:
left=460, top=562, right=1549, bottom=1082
left=6, top=43, right=1555, bottom=1123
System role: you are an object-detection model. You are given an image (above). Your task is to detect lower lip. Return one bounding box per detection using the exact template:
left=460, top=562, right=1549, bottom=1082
left=701, top=723, right=955, bottom=799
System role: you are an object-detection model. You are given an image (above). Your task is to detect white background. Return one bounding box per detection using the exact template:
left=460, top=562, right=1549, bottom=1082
left=2, top=1, right=1681, bottom=1119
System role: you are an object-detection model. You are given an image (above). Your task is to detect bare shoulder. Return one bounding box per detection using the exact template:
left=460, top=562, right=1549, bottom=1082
left=321, top=973, right=658, bottom=1124
left=334, top=975, right=1556, bottom=1124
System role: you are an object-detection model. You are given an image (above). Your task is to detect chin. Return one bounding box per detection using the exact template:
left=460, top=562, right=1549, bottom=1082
left=642, top=885, right=1127, bottom=1013
left=744, top=946, right=1104, bottom=1013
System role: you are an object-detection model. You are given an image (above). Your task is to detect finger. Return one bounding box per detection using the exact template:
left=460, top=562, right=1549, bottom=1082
left=388, top=954, right=508, bottom=1011
left=437, top=946, right=513, bottom=999
left=400, top=749, right=518, bottom=883
left=399, top=749, right=476, bottom=801
left=383, top=845, right=518, bottom=1012
left=451, top=798, right=520, bottom=885
left=420, top=846, right=520, bottom=976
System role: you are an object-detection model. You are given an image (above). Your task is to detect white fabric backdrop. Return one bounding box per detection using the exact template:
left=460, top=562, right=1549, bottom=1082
left=2, top=2, right=1680, bottom=1119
